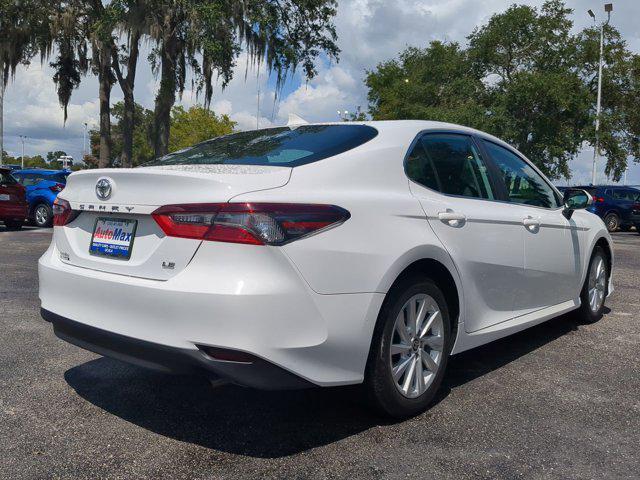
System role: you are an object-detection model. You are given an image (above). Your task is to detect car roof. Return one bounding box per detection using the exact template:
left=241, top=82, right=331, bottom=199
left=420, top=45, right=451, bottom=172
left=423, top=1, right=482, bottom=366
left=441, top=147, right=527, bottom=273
left=14, top=169, right=65, bottom=174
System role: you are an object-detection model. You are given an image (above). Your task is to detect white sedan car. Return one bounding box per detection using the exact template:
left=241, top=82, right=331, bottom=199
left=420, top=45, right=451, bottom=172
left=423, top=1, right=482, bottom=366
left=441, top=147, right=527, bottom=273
left=39, top=121, right=613, bottom=418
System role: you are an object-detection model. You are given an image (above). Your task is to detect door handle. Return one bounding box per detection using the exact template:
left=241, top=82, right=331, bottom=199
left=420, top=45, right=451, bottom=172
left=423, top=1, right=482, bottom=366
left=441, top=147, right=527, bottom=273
left=438, top=211, right=466, bottom=227
left=523, top=217, right=541, bottom=231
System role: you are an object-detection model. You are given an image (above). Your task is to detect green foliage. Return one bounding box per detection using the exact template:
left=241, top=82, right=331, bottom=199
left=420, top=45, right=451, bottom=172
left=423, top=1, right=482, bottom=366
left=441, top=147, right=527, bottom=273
left=46, top=150, right=67, bottom=162
left=169, top=105, right=235, bottom=152
left=90, top=102, right=234, bottom=167
left=365, top=0, right=639, bottom=181
left=23, top=154, right=48, bottom=168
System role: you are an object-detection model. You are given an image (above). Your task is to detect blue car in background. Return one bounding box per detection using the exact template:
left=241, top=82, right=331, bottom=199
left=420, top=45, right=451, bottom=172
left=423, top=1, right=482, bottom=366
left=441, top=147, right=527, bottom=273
left=570, top=185, right=640, bottom=233
left=12, top=169, right=70, bottom=227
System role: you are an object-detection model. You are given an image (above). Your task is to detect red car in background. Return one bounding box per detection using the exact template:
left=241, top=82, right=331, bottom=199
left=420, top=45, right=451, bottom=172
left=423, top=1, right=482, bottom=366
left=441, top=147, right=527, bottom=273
left=0, top=167, right=28, bottom=230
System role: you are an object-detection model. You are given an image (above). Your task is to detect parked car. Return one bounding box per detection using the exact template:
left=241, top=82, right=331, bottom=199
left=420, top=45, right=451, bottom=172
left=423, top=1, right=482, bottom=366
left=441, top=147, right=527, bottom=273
left=39, top=121, right=613, bottom=418
left=12, top=169, right=69, bottom=227
left=0, top=167, right=28, bottom=230
left=3, top=164, right=23, bottom=171
left=569, top=185, right=640, bottom=232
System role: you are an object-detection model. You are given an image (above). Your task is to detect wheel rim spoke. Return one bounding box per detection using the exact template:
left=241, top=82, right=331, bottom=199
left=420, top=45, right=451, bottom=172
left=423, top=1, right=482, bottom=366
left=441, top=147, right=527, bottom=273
left=421, top=350, right=438, bottom=373
left=392, top=355, right=413, bottom=381
left=424, top=335, right=443, bottom=351
left=390, top=343, right=412, bottom=355
left=394, top=311, right=411, bottom=344
left=414, top=299, right=427, bottom=337
left=414, top=355, right=424, bottom=394
left=419, top=310, right=440, bottom=339
left=401, top=356, right=416, bottom=394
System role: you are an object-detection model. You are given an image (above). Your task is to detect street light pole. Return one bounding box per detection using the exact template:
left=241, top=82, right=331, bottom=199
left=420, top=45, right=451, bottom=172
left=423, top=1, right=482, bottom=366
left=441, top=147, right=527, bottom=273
left=588, top=4, right=613, bottom=186
left=83, top=122, right=88, bottom=158
left=19, top=135, right=26, bottom=169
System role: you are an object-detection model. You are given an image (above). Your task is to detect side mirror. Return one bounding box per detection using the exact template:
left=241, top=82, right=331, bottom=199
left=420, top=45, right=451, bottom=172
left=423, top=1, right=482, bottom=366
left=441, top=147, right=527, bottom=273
left=562, top=188, right=593, bottom=220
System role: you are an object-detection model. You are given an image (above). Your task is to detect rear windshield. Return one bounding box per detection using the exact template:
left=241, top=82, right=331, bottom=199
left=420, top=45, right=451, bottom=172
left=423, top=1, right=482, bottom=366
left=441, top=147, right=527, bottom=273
left=51, top=173, right=69, bottom=184
left=143, top=125, right=378, bottom=167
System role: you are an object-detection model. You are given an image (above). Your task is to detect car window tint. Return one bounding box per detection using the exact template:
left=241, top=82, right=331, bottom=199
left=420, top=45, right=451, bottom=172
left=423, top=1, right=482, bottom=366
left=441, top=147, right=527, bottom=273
left=405, top=141, right=440, bottom=191
left=483, top=141, right=559, bottom=208
left=19, top=174, right=40, bottom=186
left=0, top=171, right=18, bottom=185
left=143, top=125, right=378, bottom=167
left=413, top=134, right=494, bottom=199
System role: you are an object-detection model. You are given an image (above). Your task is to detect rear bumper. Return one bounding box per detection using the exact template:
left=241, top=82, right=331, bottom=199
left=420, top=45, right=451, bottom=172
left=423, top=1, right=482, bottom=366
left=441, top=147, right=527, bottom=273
left=38, top=241, right=384, bottom=387
left=41, top=308, right=313, bottom=389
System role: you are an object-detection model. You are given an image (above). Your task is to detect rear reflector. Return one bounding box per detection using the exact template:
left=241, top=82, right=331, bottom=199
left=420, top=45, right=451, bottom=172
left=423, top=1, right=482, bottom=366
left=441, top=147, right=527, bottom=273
left=152, top=203, right=350, bottom=245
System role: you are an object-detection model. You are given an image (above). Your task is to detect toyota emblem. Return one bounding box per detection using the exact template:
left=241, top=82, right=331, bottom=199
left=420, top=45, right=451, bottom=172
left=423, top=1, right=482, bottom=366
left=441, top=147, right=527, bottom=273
left=95, top=178, right=112, bottom=200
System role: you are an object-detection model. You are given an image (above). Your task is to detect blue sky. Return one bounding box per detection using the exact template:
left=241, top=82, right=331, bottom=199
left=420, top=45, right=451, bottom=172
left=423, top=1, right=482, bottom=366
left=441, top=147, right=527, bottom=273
left=2, top=0, right=640, bottom=184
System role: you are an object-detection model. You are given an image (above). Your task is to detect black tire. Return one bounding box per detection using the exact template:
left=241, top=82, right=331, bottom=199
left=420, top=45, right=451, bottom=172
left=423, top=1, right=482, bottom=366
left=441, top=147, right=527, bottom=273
left=3, top=220, right=23, bottom=231
left=33, top=203, right=53, bottom=228
left=576, top=246, right=609, bottom=324
left=603, top=213, right=619, bottom=232
left=364, top=276, right=451, bottom=419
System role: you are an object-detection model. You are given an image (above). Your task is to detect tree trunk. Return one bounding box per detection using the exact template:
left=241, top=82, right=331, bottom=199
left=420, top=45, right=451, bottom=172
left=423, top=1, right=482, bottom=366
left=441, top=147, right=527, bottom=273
left=113, top=30, right=140, bottom=169
left=0, top=80, right=4, bottom=166
left=98, top=43, right=113, bottom=169
left=153, top=35, right=177, bottom=158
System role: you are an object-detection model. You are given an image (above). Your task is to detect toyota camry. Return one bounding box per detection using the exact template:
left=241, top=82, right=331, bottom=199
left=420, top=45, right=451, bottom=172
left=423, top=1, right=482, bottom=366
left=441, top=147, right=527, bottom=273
left=39, top=121, right=613, bottom=418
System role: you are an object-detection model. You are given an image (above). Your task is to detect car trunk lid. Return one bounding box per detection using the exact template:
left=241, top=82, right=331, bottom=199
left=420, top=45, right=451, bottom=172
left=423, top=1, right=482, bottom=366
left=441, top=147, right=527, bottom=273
left=54, top=165, right=291, bottom=280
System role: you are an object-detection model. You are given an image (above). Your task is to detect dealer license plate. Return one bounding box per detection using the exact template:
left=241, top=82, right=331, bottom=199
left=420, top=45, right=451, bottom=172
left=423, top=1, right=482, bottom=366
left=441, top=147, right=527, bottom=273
left=89, top=217, right=137, bottom=259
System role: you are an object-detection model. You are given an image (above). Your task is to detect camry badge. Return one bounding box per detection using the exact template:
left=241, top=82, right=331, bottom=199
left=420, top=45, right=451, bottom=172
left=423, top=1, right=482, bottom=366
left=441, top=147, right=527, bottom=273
left=95, top=178, right=112, bottom=201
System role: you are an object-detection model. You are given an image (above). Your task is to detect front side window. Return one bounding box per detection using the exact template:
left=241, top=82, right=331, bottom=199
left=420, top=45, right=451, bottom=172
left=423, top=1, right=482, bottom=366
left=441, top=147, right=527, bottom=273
left=483, top=141, right=559, bottom=209
left=612, top=189, right=639, bottom=201
left=406, top=133, right=495, bottom=200
left=18, top=174, right=44, bottom=186
left=143, top=125, right=378, bottom=167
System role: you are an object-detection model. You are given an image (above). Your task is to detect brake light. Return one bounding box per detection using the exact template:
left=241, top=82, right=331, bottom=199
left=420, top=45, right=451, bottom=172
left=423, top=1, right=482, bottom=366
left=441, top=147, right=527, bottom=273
left=52, top=197, right=80, bottom=226
left=152, top=203, right=350, bottom=245
left=49, top=183, right=65, bottom=193
left=595, top=197, right=605, bottom=203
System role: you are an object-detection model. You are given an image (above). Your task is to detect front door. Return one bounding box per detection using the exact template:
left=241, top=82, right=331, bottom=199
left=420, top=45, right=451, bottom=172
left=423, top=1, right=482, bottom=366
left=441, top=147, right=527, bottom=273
left=406, top=133, right=525, bottom=332
left=480, top=140, right=583, bottom=315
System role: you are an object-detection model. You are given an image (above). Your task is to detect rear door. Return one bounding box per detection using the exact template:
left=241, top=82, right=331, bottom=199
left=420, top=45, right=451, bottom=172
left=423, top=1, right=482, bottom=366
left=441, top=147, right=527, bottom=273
left=480, top=140, right=583, bottom=314
left=0, top=170, right=27, bottom=217
left=407, top=133, right=525, bottom=332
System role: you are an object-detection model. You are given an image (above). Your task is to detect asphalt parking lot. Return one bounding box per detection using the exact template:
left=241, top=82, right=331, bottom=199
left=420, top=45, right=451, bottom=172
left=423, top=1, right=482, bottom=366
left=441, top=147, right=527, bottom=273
left=1, top=227, right=639, bottom=479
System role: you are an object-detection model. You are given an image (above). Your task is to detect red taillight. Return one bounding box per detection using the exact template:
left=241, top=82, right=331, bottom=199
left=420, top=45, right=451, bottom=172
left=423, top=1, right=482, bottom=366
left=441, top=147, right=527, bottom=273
left=595, top=197, right=605, bottom=203
left=151, top=203, right=350, bottom=245
left=49, top=183, right=65, bottom=193
left=52, top=197, right=79, bottom=226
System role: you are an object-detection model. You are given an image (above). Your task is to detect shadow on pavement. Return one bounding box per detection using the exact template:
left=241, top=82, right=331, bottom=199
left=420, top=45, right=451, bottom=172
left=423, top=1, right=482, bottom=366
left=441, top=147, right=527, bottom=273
left=64, top=311, right=597, bottom=458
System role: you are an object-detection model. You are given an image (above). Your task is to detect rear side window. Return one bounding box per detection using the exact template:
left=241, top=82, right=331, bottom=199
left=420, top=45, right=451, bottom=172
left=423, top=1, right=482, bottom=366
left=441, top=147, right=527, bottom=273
left=0, top=171, right=17, bottom=185
left=406, top=133, right=495, bottom=200
left=143, top=125, right=378, bottom=167
left=482, top=141, right=560, bottom=209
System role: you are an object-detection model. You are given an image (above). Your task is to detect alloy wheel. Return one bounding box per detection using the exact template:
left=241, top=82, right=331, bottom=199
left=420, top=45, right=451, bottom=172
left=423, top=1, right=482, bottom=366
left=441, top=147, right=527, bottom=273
left=389, top=294, right=444, bottom=399
left=588, top=255, right=607, bottom=313
left=35, top=206, right=49, bottom=226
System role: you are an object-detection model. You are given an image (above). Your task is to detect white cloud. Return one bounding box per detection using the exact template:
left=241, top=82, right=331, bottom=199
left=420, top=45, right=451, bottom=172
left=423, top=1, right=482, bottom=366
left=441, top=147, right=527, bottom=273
left=2, top=0, right=640, bottom=182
